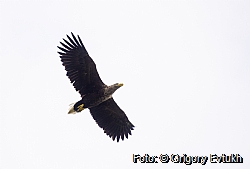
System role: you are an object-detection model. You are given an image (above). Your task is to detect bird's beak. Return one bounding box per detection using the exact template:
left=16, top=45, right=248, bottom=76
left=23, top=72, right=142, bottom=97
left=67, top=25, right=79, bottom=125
left=118, top=83, right=123, bottom=87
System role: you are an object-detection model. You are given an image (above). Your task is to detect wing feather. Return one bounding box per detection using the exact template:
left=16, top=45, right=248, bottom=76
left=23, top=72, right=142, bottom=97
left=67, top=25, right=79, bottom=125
left=66, top=34, right=78, bottom=48
left=60, top=42, right=72, bottom=50
left=63, top=38, right=75, bottom=49
left=89, top=98, right=134, bottom=142
left=58, top=32, right=106, bottom=96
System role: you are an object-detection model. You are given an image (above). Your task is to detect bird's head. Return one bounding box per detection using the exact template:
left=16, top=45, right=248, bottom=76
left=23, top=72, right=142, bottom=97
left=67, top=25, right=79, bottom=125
left=116, top=83, right=124, bottom=87
left=68, top=101, right=85, bottom=114
left=104, top=83, right=124, bottom=97
left=112, top=83, right=124, bottom=91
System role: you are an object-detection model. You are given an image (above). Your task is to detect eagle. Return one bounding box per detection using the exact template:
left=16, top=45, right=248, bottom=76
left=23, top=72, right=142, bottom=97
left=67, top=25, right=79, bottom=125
left=57, top=33, right=134, bottom=142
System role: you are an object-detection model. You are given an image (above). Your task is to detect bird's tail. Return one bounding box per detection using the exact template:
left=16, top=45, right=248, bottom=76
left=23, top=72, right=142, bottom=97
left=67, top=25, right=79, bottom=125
left=68, top=102, right=77, bottom=114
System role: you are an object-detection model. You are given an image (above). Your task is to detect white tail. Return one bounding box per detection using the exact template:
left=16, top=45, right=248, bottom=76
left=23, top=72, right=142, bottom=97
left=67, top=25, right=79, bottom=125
left=68, top=102, right=77, bottom=114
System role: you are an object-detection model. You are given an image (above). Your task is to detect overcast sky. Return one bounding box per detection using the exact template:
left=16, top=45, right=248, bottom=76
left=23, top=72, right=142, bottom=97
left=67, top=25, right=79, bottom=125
left=1, top=0, right=249, bottom=169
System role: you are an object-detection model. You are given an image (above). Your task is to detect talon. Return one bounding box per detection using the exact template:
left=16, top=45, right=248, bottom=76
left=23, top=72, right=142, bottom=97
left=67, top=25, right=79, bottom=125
left=77, top=104, right=84, bottom=112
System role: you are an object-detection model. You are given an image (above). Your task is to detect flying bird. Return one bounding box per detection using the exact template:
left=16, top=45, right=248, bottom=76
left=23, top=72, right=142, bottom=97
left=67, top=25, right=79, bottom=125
left=57, top=33, right=134, bottom=142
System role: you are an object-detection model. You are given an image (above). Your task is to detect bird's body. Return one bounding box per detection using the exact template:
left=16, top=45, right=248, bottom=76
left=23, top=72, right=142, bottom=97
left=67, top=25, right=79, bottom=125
left=69, top=83, right=123, bottom=113
left=57, top=33, right=134, bottom=142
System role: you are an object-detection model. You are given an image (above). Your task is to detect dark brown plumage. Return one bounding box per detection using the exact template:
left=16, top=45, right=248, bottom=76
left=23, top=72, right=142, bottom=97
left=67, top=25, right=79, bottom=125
left=57, top=32, right=134, bottom=142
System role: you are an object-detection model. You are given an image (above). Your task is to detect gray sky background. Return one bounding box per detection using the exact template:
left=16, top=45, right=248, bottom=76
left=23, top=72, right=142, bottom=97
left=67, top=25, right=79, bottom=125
left=1, top=0, right=249, bottom=168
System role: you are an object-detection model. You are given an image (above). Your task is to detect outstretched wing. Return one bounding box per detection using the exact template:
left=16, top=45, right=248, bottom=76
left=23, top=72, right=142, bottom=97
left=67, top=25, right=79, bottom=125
left=89, top=98, right=134, bottom=142
left=58, top=32, right=106, bottom=97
